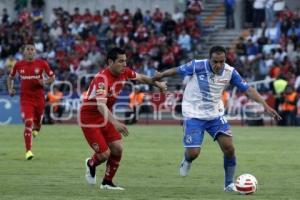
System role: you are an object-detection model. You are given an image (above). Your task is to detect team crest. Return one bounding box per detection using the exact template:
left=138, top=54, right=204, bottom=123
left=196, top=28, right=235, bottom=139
left=20, top=69, right=25, bottom=74
left=186, top=135, right=192, bottom=144
left=96, top=83, right=106, bottom=95
left=34, top=68, right=40, bottom=74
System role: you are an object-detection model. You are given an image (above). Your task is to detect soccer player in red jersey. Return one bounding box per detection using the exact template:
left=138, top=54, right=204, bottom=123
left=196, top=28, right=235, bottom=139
left=80, top=48, right=166, bottom=190
left=7, top=44, right=55, bottom=160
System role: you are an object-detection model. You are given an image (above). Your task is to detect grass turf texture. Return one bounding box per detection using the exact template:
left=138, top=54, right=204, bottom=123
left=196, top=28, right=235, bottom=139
left=0, top=125, right=299, bottom=200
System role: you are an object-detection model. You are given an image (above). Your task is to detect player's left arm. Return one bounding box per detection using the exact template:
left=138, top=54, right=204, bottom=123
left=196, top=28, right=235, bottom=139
left=135, top=73, right=167, bottom=92
left=40, top=60, right=55, bottom=86
left=230, top=69, right=282, bottom=120
left=245, top=87, right=281, bottom=120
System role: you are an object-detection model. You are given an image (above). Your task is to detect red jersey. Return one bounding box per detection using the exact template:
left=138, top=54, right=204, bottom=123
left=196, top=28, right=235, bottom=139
left=9, top=59, right=54, bottom=102
left=81, top=67, right=136, bottom=117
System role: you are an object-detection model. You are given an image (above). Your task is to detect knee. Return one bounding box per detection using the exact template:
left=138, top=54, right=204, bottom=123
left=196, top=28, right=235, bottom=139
left=109, top=141, right=123, bottom=156
left=186, top=149, right=200, bottom=160
left=110, top=144, right=123, bottom=156
left=223, top=145, right=235, bottom=157
left=24, top=120, right=33, bottom=129
left=97, top=149, right=111, bottom=162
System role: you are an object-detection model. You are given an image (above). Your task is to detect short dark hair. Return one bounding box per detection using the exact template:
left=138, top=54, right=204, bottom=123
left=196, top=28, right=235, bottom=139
left=209, top=46, right=226, bottom=58
left=22, top=43, right=35, bottom=51
left=106, top=47, right=126, bottom=63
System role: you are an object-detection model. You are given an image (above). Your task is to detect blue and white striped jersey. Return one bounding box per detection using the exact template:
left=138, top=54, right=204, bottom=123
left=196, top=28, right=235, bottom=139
left=176, top=59, right=249, bottom=120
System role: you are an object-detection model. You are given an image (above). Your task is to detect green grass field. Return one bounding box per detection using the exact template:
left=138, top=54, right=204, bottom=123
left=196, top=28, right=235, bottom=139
left=0, top=125, right=300, bottom=200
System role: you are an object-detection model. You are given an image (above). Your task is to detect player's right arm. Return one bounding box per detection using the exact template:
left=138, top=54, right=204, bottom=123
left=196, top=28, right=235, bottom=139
left=88, top=75, right=128, bottom=136
left=152, top=59, right=195, bottom=81
left=7, top=62, right=18, bottom=96
left=96, top=101, right=129, bottom=136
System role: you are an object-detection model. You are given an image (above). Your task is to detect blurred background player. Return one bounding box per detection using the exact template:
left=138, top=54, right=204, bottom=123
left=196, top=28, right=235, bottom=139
left=7, top=44, right=55, bottom=160
left=152, top=45, right=281, bottom=191
left=80, top=47, right=166, bottom=190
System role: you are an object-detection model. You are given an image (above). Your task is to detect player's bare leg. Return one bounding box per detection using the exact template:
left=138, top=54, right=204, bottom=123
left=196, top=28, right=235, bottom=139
left=217, top=134, right=236, bottom=192
left=180, top=147, right=200, bottom=177
left=100, top=140, right=125, bottom=190
left=86, top=149, right=110, bottom=185
left=24, top=119, right=34, bottom=160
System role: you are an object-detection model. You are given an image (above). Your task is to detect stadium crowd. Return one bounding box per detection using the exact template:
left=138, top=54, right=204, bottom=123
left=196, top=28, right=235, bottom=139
left=0, top=0, right=204, bottom=95
left=0, top=0, right=299, bottom=125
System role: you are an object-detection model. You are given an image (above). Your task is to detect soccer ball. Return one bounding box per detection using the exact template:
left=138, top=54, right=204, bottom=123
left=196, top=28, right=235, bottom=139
left=235, top=174, right=258, bottom=195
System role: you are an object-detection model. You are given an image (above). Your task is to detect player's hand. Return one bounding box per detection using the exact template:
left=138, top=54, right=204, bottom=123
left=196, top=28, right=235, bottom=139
left=155, top=81, right=167, bottom=92
left=152, top=71, right=164, bottom=82
left=114, top=121, right=129, bottom=137
left=8, top=89, right=16, bottom=97
left=38, top=79, right=45, bottom=87
left=264, top=105, right=282, bottom=121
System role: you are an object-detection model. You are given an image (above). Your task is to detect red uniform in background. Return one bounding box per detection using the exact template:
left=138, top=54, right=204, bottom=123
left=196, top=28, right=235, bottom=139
left=9, top=59, right=54, bottom=151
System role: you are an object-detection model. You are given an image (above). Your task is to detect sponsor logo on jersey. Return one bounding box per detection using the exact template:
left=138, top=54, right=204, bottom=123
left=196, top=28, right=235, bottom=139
left=216, top=79, right=229, bottom=83
left=34, top=68, right=40, bottom=74
left=20, top=75, right=40, bottom=80
left=20, top=69, right=25, bottom=74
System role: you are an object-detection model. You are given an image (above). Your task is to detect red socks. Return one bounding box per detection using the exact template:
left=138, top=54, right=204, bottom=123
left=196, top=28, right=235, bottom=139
left=24, top=120, right=33, bottom=151
left=104, top=155, right=122, bottom=181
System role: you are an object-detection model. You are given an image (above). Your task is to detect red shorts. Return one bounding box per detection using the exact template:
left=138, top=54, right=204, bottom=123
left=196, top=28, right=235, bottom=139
left=20, top=101, right=44, bottom=125
left=81, top=121, right=122, bottom=153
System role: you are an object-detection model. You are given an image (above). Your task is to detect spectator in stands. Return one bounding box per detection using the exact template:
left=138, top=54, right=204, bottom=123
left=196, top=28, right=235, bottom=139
left=253, top=0, right=266, bottom=28
left=235, top=37, right=247, bottom=63
left=132, top=8, right=143, bottom=26
left=161, top=12, right=176, bottom=36
left=278, top=85, right=298, bottom=125
left=31, top=7, right=44, bottom=30
left=1, top=8, right=10, bottom=24
left=15, top=0, right=28, bottom=13
left=125, top=86, right=146, bottom=124
left=31, top=0, right=44, bottom=9
left=44, top=86, right=64, bottom=124
left=246, top=39, right=259, bottom=62
left=172, top=6, right=184, bottom=23
left=271, top=75, right=288, bottom=113
left=178, top=29, right=192, bottom=53
left=152, top=5, right=164, bottom=33
left=265, top=0, right=275, bottom=28
left=224, top=0, right=235, bottom=29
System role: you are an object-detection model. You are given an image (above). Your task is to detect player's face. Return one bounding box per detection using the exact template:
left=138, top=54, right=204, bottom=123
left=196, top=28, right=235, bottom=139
left=209, top=52, right=226, bottom=74
left=109, top=54, right=127, bottom=76
left=23, top=45, right=36, bottom=61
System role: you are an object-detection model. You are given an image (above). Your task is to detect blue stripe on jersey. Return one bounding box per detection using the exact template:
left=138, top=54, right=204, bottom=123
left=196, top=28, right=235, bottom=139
left=195, top=60, right=212, bottom=103
left=176, top=59, right=195, bottom=76
left=230, top=69, right=249, bottom=92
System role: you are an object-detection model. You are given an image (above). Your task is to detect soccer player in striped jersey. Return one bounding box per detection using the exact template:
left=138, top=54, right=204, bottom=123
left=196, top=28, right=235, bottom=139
left=153, top=46, right=281, bottom=191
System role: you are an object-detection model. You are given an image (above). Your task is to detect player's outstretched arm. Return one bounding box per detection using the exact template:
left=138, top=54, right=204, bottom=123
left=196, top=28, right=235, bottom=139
left=245, top=87, right=282, bottom=121
left=96, top=101, right=129, bottom=136
left=152, top=68, right=178, bottom=81
left=7, top=76, right=16, bottom=97
left=39, top=76, right=55, bottom=87
left=135, top=73, right=167, bottom=92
